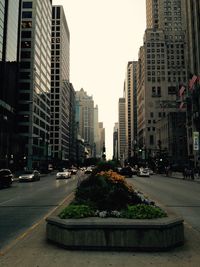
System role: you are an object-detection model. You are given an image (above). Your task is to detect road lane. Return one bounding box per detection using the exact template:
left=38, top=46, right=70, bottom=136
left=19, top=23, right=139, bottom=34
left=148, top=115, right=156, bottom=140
left=0, top=172, right=81, bottom=249
left=127, top=175, right=200, bottom=232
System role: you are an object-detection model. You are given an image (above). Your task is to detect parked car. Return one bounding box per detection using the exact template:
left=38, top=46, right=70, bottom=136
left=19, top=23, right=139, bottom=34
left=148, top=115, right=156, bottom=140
left=19, top=170, right=41, bottom=182
left=56, top=169, right=71, bottom=179
left=137, top=167, right=150, bottom=177
left=0, top=169, right=13, bottom=188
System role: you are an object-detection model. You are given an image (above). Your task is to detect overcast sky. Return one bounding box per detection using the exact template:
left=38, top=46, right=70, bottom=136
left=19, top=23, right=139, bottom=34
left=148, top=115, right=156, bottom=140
left=53, top=0, right=146, bottom=159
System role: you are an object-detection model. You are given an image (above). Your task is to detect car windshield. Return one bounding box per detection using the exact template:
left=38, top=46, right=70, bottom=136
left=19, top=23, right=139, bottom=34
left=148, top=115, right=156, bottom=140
left=0, top=170, right=11, bottom=175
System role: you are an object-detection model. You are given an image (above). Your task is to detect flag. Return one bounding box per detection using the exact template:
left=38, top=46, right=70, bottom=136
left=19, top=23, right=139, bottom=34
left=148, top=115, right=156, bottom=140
left=189, top=75, right=197, bottom=90
left=179, top=85, right=185, bottom=97
left=179, top=102, right=184, bottom=110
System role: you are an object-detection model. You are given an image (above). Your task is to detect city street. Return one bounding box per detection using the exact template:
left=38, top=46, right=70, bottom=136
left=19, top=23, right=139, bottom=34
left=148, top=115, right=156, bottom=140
left=1, top=172, right=200, bottom=267
left=0, top=171, right=82, bottom=249
left=1, top=172, right=200, bottom=252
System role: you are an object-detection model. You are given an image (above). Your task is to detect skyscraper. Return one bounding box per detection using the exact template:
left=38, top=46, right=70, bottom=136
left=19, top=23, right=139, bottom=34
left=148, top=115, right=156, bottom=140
left=184, top=0, right=200, bottom=166
left=137, top=0, right=187, bottom=158
left=118, top=97, right=126, bottom=165
left=51, top=5, right=71, bottom=164
left=75, top=88, right=94, bottom=157
left=94, top=105, right=100, bottom=158
left=18, top=0, right=52, bottom=169
left=124, top=61, right=137, bottom=161
left=0, top=0, right=21, bottom=168
left=113, top=122, right=119, bottom=160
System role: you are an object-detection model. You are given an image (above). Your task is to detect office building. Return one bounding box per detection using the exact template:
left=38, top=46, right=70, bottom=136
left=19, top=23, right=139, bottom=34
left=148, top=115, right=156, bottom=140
left=184, top=0, right=200, bottom=166
left=124, top=61, right=137, bottom=161
left=113, top=122, right=119, bottom=160
left=18, top=0, right=52, bottom=169
left=94, top=105, right=101, bottom=158
left=75, top=88, right=94, bottom=157
left=98, top=122, right=105, bottom=158
left=118, top=97, right=126, bottom=165
left=51, top=5, right=71, bottom=165
left=0, top=0, right=21, bottom=168
left=137, top=0, right=187, bottom=159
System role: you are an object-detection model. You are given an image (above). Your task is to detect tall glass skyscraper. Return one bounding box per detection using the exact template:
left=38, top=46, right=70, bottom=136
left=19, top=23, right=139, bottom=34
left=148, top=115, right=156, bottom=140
left=18, top=0, right=52, bottom=169
left=51, top=6, right=71, bottom=164
left=0, top=0, right=21, bottom=169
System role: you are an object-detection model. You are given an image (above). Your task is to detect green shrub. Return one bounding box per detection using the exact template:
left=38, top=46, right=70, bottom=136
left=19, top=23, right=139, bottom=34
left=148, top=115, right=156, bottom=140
left=59, top=204, right=95, bottom=219
left=75, top=171, right=143, bottom=211
left=92, top=160, right=118, bottom=174
left=121, top=204, right=167, bottom=219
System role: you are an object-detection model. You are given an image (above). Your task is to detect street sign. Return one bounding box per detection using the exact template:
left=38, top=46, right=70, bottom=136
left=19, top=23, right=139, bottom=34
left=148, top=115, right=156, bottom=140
left=193, top=132, right=199, bottom=151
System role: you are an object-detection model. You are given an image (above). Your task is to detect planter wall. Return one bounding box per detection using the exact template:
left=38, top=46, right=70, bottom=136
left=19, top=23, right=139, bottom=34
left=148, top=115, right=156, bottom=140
left=46, top=216, right=184, bottom=251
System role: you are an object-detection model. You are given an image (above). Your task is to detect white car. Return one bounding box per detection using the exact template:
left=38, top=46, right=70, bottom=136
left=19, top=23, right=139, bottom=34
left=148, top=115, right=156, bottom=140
left=56, top=169, right=71, bottom=179
left=137, top=168, right=150, bottom=177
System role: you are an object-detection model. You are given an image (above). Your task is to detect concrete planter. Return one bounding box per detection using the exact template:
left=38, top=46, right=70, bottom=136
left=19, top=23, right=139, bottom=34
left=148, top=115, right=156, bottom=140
left=46, top=215, right=184, bottom=251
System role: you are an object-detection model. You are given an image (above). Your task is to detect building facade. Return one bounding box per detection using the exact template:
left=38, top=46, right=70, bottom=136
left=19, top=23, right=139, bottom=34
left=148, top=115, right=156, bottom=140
left=137, top=0, right=187, bottom=161
left=124, top=61, right=137, bottom=161
left=113, top=122, right=119, bottom=160
left=0, top=0, right=21, bottom=169
left=51, top=5, right=71, bottom=165
left=184, top=0, right=200, bottom=167
left=98, top=122, right=105, bottom=159
left=18, top=0, right=52, bottom=169
left=94, top=105, right=101, bottom=158
left=118, top=97, right=126, bottom=165
left=75, top=88, right=94, bottom=157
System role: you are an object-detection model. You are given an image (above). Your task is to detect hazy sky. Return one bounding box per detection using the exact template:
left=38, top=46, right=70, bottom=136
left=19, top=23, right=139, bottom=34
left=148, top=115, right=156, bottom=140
left=53, top=0, right=146, bottom=159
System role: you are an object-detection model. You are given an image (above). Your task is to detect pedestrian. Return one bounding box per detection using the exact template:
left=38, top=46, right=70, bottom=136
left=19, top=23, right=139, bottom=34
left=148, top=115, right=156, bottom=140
left=191, top=168, right=194, bottom=180
left=183, top=168, right=187, bottom=179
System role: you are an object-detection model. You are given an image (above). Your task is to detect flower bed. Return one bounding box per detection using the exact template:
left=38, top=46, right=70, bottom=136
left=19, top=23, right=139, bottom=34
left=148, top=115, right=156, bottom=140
left=58, top=170, right=167, bottom=220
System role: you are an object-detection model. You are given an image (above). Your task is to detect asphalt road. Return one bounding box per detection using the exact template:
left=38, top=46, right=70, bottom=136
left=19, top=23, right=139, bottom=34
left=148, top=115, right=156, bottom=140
left=127, top=174, right=200, bottom=233
left=1, top=172, right=200, bottom=251
left=0, top=171, right=82, bottom=249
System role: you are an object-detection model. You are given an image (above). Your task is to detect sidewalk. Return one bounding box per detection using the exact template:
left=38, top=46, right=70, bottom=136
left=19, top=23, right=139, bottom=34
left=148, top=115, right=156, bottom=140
left=163, top=171, right=200, bottom=183
left=1, top=193, right=200, bottom=267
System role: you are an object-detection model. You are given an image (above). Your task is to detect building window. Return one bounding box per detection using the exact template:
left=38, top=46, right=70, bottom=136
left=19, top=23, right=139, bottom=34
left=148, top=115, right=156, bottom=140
left=21, top=51, right=31, bottom=58
left=20, top=61, right=31, bottom=68
left=168, top=86, right=176, bottom=94
left=21, top=21, right=32, bottom=28
left=22, top=2, right=33, bottom=8
left=150, top=135, right=154, bottom=145
left=22, top=11, right=32, bottom=18
left=21, top=31, right=32, bottom=38
left=21, top=41, right=31, bottom=48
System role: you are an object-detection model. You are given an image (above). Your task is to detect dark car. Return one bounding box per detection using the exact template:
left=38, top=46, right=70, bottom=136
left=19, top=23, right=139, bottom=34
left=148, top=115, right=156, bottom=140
left=18, top=170, right=40, bottom=182
left=119, top=166, right=133, bottom=177
left=0, top=169, right=13, bottom=188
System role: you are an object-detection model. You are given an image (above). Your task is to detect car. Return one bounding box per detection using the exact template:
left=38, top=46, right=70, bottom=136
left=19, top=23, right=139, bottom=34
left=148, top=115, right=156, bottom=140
left=137, top=167, right=150, bottom=177
left=0, top=169, right=13, bottom=188
left=119, top=166, right=133, bottom=177
left=19, top=170, right=41, bottom=182
left=56, top=169, right=71, bottom=179
left=69, top=168, right=78, bottom=175
left=84, top=167, right=93, bottom=174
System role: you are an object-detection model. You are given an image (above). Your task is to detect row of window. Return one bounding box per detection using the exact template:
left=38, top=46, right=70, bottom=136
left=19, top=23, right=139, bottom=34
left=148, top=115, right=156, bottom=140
left=147, top=76, right=186, bottom=83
